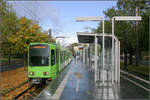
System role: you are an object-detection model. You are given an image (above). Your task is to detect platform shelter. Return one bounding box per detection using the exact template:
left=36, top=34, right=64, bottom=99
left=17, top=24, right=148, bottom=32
left=77, top=32, right=120, bottom=84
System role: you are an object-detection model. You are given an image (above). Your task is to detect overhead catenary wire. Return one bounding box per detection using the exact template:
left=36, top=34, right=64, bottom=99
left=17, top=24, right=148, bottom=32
left=34, top=0, right=50, bottom=19
left=34, top=0, right=57, bottom=30
left=10, top=1, right=60, bottom=34
left=12, top=1, right=35, bottom=19
left=11, top=0, right=41, bottom=21
left=34, top=0, right=61, bottom=33
left=18, top=1, right=41, bottom=21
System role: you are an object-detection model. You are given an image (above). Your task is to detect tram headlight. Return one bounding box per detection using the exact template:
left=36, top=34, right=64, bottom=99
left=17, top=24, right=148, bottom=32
left=30, top=72, right=34, bottom=75
left=43, top=72, right=49, bottom=75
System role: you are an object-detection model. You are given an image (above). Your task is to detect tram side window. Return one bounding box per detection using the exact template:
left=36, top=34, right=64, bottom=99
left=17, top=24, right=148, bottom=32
left=51, top=49, right=55, bottom=65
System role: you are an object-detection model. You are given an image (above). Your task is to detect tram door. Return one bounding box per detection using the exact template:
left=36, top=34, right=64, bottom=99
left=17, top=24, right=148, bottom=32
left=56, top=48, right=59, bottom=73
left=50, top=48, right=57, bottom=78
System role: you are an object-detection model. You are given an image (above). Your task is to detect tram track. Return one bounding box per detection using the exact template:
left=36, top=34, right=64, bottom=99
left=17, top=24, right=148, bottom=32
left=1, top=79, right=47, bottom=100
left=13, top=85, right=34, bottom=100
left=1, top=80, right=29, bottom=96
left=120, top=70, right=149, bottom=92
left=13, top=83, right=47, bottom=100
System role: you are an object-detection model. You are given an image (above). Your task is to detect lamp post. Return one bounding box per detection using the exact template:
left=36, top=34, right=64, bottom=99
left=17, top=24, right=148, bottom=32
left=56, top=36, right=67, bottom=46
left=76, top=16, right=105, bottom=83
left=49, top=29, right=52, bottom=42
left=135, top=0, right=139, bottom=66
left=112, top=16, right=141, bottom=84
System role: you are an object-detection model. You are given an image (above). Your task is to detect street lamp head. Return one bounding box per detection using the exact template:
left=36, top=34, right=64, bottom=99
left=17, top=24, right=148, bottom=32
left=113, top=16, right=142, bottom=21
left=76, top=16, right=105, bottom=33
left=76, top=16, right=104, bottom=22
left=56, top=36, right=66, bottom=39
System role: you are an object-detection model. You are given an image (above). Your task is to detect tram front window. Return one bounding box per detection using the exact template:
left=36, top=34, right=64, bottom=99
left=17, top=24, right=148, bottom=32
left=29, top=45, right=49, bottom=66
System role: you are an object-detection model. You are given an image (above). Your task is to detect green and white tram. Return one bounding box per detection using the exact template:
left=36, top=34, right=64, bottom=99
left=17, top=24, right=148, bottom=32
left=28, top=43, right=72, bottom=84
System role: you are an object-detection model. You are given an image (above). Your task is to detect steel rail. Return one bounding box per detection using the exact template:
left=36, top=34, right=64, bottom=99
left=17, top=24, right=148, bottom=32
left=13, top=85, right=34, bottom=100
left=121, top=70, right=149, bottom=84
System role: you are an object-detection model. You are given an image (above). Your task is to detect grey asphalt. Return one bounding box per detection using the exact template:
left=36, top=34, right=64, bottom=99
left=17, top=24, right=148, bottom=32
left=35, top=59, right=149, bottom=100
left=1, top=61, right=24, bottom=72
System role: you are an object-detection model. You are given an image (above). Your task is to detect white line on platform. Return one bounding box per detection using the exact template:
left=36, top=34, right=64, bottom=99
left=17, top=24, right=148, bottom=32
left=120, top=75, right=150, bottom=92
left=51, top=68, right=72, bottom=100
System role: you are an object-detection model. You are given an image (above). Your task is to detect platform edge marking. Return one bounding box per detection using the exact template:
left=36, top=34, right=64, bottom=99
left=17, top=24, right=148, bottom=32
left=51, top=68, right=72, bottom=99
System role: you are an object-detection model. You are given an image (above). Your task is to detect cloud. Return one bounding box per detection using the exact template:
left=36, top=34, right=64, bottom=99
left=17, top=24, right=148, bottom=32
left=55, top=32, right=78, bottom=46
left=44, top=4, right=64, bottom=28
left=64, top=32, right=78, bottom=45
left=10, top=1, right=64, bottom=29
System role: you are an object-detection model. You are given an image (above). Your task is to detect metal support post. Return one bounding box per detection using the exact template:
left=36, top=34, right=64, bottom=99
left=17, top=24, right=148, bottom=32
left=112, top=18, right=114, bottom=84
left=86, top=48, right=88, bottom=64
left=82, top=50, right=84, bottom=62
left=135, top=4, right=139, bottom=66
left=115, top=40, right=118, bottom=82
left=117, top=40, right=119, bottom=82
left=114, top=40, right=116, bottom=82
left=102, top=19, right=105, bottom=84
left=89, top=47, right=91, bottom=67
left=87, top=48, right=89, bottom=65
left=82, top=50, right=83, bottom=61
left=83, top=49, right=85, bottom=63
left=85, top=48, right=87, bottom=63
left=118, top=41, right=120, bottom=83
left=95, top=36, right=98, bottom=82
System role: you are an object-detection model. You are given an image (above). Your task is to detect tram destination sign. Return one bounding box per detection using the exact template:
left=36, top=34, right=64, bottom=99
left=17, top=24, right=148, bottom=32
left=30, top=45, right=47, bottom=49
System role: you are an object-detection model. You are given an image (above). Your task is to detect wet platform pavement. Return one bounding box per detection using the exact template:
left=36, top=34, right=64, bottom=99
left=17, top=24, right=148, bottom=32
left=35, top=59, right=149, bottom=100
left=60, top=59, right=96, bottom=100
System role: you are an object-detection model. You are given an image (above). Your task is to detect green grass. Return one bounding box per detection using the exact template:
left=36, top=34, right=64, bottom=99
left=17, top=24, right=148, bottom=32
left=120, top=63, right=149, bottom=76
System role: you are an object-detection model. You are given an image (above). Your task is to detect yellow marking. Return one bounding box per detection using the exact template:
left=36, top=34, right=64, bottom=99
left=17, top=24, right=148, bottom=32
left=74, top=72, right=82, bottom=79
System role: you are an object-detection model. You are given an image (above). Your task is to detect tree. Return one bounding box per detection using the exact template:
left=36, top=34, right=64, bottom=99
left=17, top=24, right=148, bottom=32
left=15, top=17, right=49, bottom=54
left=117, top=0, right=149, bottom=66
left=0, top=1, right=19, bottom=63
left=0, top=0, right=52, bottom=66
left=93, top=0, right=149, bottom=67
left=69, top=43, right=79, bottom=56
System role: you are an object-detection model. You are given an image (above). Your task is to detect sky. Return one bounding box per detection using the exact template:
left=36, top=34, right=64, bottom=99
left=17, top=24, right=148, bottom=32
left=9, top=1, right=117, bottom=46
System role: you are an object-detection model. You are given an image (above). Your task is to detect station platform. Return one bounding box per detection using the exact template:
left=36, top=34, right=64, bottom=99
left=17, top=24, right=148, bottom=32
left=35, top=59, right=149, bottom=100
